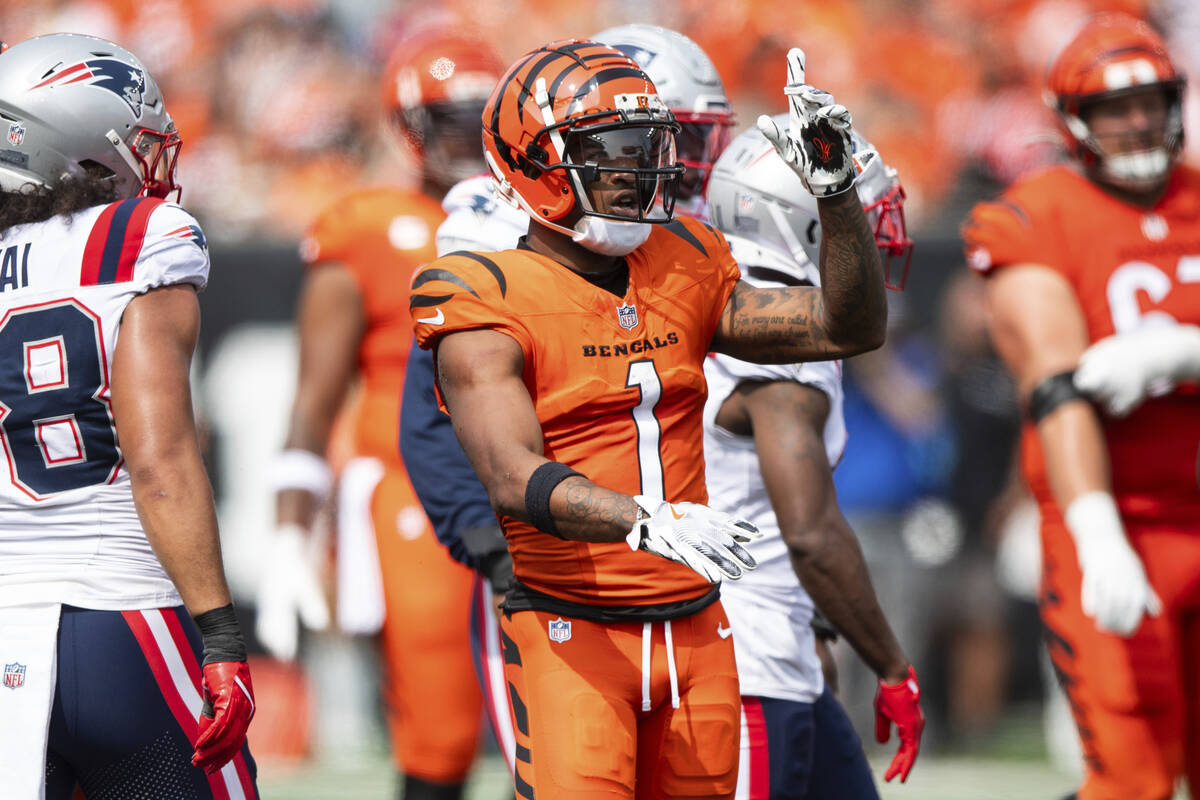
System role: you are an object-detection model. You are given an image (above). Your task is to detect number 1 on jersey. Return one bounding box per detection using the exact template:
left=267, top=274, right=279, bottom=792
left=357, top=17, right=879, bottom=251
left=626, top=360, right=665, bottom=501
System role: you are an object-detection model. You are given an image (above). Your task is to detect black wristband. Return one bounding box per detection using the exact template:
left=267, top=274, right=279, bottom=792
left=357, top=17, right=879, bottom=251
left=524, top=461, right=584, bottom=537
left=1028, top=369, right=1086, bottom=423
left=193, top=603, right=247, bottom=665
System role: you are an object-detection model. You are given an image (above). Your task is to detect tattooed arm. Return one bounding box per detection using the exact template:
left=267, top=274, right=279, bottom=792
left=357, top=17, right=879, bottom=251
left=711, top=189, right=887, bottom=363
left=435, top=328, right=637, bottom=543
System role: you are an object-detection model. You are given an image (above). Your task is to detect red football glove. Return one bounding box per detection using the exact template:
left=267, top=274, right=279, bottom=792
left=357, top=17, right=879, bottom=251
left=192, top=660, right=255, bottom=774
left=874, top=665, right=924, bottom=783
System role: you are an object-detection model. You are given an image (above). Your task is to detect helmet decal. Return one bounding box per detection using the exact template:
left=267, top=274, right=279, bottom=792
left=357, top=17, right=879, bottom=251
left=31, top=58, right=146, bottom=118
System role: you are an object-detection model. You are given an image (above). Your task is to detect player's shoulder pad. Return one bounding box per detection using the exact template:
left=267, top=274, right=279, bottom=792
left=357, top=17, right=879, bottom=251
left=654, top=215, right=727, bottom=258
left=441, top=174, right=496, bottom=215
left=301, top=187, right=441, bottom=266
left=961, top=169, right=1063, bottom=275
left=81, top=198, right=208, bottom=289
left=410, top=250, right=512, bottom=313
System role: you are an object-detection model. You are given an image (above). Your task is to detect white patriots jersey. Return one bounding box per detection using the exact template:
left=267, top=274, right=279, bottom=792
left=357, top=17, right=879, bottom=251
left=704, top=240, right=847, bottom=704
left=0, top=198, right=208, bottom=610
left=436, top=174, right=528, bottom=256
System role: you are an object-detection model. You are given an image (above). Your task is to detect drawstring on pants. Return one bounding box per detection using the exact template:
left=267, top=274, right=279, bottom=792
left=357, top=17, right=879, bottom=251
left=639, top=620, right=681, bottom=711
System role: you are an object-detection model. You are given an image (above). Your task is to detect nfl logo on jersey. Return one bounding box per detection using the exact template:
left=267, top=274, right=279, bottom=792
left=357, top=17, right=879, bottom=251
left=616, top=303, right=638, bottom=330
left=3, top=662, right=25, bottom=690
left=548, top=617, right=572, bottom=643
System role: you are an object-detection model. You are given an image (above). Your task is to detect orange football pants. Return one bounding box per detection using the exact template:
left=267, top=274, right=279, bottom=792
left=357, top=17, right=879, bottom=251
left=1040, top=516, right=1200, bottom=800
left=500, top=600, right=740, bottom=800
left=373, top=470, right=483, bottom=783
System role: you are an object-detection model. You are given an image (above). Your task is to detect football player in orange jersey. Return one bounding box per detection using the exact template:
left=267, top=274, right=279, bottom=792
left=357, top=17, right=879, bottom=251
left=259, top=28, right=505, bottom=800
left=963, top=13, right=1200, bottom=800
left=410, top=41, right=887, bottom=800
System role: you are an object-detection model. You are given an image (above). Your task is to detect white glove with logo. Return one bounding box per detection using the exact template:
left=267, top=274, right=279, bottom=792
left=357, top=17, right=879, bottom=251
left=1074, top=324, right=1200, bottom=417
left=1065, top=492, right=1161, bottom=637
left=255, top=524, right=331, bottom=661
left=757, top=48, right=857, bottom=197
left=627, top=496, right=762, bottom=583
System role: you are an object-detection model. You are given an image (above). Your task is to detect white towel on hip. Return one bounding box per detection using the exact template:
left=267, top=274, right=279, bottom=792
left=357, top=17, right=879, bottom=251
left=0, top=602, right=63, bottom=800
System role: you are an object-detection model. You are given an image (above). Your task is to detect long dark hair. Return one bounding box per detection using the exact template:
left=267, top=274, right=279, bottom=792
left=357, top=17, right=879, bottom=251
left=0, top=176, right=123, bottom=235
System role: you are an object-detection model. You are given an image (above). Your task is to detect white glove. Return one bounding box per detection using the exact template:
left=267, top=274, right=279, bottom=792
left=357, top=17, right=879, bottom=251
left=756, top=48, right=856, bottom=197
left=626, top=496, right=762, bottom=582
left=255, top=524, right=331, bottom=661
left=1065, top=492, right=1161, bottom=637
left=1074, top=324, right=1200, bottom=417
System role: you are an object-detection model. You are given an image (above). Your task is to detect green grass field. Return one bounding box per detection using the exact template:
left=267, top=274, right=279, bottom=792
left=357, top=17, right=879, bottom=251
left=257, top=753, right=1081, bottom=800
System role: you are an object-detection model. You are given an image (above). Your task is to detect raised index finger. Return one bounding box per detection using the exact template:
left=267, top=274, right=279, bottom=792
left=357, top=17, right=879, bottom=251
left=786, top=47, right=807, bottom=86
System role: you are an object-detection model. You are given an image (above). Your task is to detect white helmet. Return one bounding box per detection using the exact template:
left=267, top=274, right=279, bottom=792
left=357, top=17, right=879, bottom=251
left=0, top=33, right=180, bottom=199
left=707, top=115, right=913, bottom=290
left=592, top=24, right=734, bottom=205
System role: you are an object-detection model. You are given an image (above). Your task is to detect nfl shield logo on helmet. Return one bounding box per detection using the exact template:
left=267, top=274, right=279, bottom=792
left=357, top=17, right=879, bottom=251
left=3, top=662, right=25, bottom=690
left=547, top=617, right=572, bottom=643
left=7, top=123, right=24, bottom=146
left=616, top=303, right=638, bottom=330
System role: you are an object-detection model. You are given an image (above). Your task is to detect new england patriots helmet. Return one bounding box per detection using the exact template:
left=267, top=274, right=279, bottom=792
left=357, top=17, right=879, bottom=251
left=592, top=24, right=733, bottom=205
left=0, top=33, right=180, bottom=199
left=707, top=115, right=913, bottom=290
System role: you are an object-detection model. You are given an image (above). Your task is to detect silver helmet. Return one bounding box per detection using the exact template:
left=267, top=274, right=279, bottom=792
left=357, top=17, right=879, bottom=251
left=592, top=24, right=734, bottom=205
left=707, top=114, right=913, bottom=290
left=0, top=33, right=180, bottom=199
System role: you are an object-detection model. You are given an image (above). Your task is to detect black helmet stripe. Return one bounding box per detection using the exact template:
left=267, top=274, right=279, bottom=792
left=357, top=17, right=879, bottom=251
left=507, top=41, right=597, bottom=128
left=545, top=52, right=631, bottom=104
left=567, top=67, right=650, bottom=108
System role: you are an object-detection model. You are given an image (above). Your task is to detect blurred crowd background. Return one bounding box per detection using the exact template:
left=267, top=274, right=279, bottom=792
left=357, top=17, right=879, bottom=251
left=6, top=0, right=1197, bottom=784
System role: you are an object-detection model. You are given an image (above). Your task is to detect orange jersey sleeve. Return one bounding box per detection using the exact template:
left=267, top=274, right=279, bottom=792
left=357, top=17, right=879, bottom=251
left=301, top=187, right=445, bottom=465
left=965, top=164, right=1200, bottom=527
left=962, top=166, right=1076, bottom=279
left=409, top=218, right=742, bottom=607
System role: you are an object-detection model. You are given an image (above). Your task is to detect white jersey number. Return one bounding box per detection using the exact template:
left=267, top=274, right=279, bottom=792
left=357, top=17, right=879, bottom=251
left=0, top=300, right=121, bottom=499
left=626, top=359, right=665, bottom=500
left=1107, top=256, right=1200, bottom=332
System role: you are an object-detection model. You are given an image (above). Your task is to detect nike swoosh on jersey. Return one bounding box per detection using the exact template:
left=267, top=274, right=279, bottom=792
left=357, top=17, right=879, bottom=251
left=717, top=624, right=733, bottom=639
left=417, top=309, right=445, bottom=325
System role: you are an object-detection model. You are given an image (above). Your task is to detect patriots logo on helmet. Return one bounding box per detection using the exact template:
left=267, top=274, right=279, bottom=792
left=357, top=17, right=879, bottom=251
left=30, top=58, right=146, bottom=117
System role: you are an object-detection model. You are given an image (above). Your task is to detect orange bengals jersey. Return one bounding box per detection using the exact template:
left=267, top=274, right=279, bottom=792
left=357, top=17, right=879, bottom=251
left=411, top=218, right=741, bottom=606
left=964, top=164, right=1200, bottom=526
left=301, top=187, right=445, bottom=468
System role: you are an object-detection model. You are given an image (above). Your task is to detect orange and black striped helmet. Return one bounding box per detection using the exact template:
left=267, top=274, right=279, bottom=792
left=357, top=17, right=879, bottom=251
left=382, top=28, right=505, bottom=186
left=1046, top=13, right=1185, bottom=189
left=482, top=39, right=683, bottom=224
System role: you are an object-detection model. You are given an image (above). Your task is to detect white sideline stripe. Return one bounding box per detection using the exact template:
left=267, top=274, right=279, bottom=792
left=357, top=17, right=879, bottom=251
left=482, top=588, right=516, bottom=770
left=140, top=610, right=248, bottom=800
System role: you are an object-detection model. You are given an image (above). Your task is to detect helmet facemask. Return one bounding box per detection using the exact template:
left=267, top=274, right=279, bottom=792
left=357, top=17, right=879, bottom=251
left=120, top=124, right=182, bottom=200
left=560, top=118, right=682, bottom=223
left=394, top=99, right=489, bottom=187
left=1063, top=82, right=1185, bottom=193
left=672, top=110, right=734, bottom=203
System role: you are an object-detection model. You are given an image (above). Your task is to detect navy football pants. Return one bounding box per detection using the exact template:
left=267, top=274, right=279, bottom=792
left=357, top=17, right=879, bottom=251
left=741, top=687, right=879, bottom=800
left=45, top=605, right=258, bottom=800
